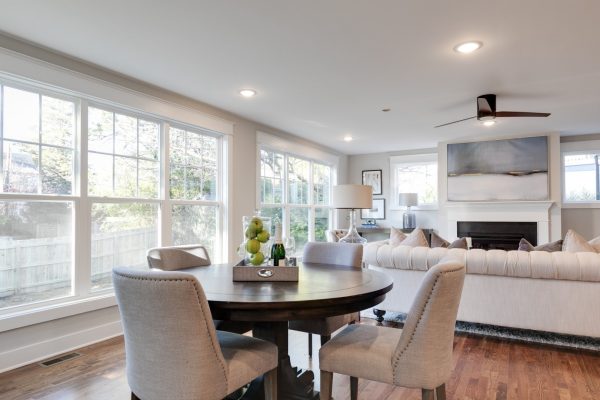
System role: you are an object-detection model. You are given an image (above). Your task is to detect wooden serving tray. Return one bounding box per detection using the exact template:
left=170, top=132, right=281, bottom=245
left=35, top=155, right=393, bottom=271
left=233, top=260, right=299, bottom=282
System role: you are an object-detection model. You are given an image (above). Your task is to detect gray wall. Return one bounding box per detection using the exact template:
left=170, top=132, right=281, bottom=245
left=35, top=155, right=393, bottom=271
left=561, top=209, right=600, bottom=238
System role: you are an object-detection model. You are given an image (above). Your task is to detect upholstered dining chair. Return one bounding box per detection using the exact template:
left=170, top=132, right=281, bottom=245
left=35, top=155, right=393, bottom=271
left=147, top=245, right=254, bottom=335
left=288, top=242, right=363, bottom=357
left=146, top=244, right=211, bottom=271
left=325, top=229, right=348, bottom=243
left=113, top=267, right=278, bottom=400
left=319, top=259, right=466, bottom=400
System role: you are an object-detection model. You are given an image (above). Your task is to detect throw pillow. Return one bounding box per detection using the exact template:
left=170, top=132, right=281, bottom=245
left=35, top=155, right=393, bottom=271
left=430, top=232, right=468, bottom=249
left=518, top=238, right=563, bottom=252
left=589, top=235, right=600, bottom=252
left=401, top=228, right=429, bottom=247
left=389, top=227, right=407, bottom=246
left=430, top=231, right=450, bottom=248
left=448, top=237, right=468, bottom=249
left=562, top=229, right=597, bottom=253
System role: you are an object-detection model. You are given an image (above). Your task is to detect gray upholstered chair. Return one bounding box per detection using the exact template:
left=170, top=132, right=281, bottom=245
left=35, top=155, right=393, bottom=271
left=288, top=242, right=363, bottom=357
left=319, top=260, right=466, bottom=400
left=113, top=267, right=278, bottom=400
left=147, top=244, right=253, bottom=335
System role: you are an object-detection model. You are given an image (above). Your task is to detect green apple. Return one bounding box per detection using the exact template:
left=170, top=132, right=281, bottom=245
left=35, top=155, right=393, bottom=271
left=249, top=217, right=263, bottom=232
left=245, top=226, right=257, bottom=239
left=250, top=251, right=264, bottom=265
left=256, top=230, right=270, bottom=243
left=245, top=239, right=261, bottom=254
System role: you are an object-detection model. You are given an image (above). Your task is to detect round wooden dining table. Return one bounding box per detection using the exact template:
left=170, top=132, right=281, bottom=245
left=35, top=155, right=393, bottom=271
left=180, top=262, right=393, bottom=400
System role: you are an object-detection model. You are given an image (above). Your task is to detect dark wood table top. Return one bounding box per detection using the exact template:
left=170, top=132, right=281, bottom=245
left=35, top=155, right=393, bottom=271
left=180, top=262, right=393, bottom=322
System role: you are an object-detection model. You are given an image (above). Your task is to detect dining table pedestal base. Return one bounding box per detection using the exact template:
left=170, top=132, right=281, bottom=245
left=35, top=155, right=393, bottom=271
left=241, top=321, right=318, bottom=400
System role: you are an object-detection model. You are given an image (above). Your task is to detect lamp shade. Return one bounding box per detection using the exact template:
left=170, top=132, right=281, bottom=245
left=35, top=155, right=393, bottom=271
left=398, top=192, right=418, bottom=207
left=332, top=184, right=373, bottom=209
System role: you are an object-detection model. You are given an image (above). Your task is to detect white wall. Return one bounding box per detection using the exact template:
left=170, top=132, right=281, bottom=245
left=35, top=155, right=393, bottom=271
left=347, top=150, right=439, bottom=231
left=0, top=34, right=346, bottom=372
left=560, top=135, right=600, bottom=238
left=347, top=133, right=564, bottom=241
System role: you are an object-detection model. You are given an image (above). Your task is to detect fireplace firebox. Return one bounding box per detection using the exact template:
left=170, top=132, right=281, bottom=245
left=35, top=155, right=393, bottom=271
left=457, top=221, right=537, bottom=250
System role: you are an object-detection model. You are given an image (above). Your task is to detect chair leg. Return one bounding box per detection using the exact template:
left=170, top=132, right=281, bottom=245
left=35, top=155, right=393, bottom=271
left=350, top=376, right=358, bottom=400
left=320, top=370, right=333, bottom=400
left=308, top=334, right=313, bottom=357
left=421, top=388, right=434, bottom=400
left=321, top=334, right=331, bottom=346
left=131, top=393, right=141, bottom=400
left=264, top=368, right=277, bottom=400
left=435, top=384, right=446, bottom=400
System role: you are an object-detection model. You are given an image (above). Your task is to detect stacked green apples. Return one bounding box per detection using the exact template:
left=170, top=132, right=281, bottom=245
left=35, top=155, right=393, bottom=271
left=245, top=217, right=270, bottom=265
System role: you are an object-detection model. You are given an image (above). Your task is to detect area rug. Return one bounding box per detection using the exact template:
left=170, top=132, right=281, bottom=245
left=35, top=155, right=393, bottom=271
left=361, top=309, right=600, bottom=351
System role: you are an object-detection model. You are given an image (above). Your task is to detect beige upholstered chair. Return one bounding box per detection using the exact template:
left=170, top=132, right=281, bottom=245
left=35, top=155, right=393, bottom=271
left=147, top=245, right=253, bottom=335
left=325, top=229, right=348, bottom=243
left=319, top=260, right=466, bottom=400
left=113, top=267, right=278, bottom=400
left=146, top=244, right=211, bottom=270
left=288, top=242, right=363, bottom=357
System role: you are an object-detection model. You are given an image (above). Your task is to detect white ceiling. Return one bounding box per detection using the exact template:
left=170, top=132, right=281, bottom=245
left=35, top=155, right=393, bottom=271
left=1, top=1, right=600, bottom=154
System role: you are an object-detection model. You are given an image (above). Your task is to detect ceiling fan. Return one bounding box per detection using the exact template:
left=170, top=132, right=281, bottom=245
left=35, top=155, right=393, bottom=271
left=434, top=94, right=550, bottom=128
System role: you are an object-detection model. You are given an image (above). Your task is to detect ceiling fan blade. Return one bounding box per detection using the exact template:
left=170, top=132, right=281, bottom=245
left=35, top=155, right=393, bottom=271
left=495, top=111, right=551, bottom=118
left=434, top=116, right=476, bottom=128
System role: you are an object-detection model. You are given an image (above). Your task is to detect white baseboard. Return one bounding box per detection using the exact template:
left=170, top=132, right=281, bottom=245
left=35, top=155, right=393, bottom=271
left=0, top=320, right=123, bottom=373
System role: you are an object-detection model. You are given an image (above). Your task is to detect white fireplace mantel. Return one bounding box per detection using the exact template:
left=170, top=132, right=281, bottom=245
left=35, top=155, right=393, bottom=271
left=444, top=201, right=555, bottom=244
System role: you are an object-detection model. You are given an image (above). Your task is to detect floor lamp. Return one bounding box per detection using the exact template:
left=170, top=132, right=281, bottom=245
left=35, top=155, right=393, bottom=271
left=332, top=184, right=373, bottom=244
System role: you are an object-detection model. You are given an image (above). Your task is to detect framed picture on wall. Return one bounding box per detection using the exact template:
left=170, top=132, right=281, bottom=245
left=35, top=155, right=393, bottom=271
left=362, top=169, right=382, bottom=195
left=361, top=198, right=385, bottom=220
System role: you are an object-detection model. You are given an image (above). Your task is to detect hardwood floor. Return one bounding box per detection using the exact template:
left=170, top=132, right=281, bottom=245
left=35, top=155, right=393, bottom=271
left=1, top=319, right=600, bottom=399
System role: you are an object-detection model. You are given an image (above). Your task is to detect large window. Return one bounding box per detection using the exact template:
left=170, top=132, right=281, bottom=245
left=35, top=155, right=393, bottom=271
left=563, top=151, right=600, bottom=202
left=0, top=78, right=226, bottom=314
left=259, top=148, right=334, bottom=255
left=390, top=154, right=438, bottom=209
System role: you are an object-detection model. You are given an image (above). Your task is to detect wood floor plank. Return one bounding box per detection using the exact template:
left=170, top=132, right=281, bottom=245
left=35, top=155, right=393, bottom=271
left=1, top=320, right=599, bottom=400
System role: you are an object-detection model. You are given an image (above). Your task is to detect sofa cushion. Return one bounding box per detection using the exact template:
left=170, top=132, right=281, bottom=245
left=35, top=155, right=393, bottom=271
left=563, top=229, right=597, bottom=253
left=401, top=229, right=428, bottom=247
left=518, top=238, right=563, bottom=252
left=389, top=227, right=407, bottom=246
left=430, top=232, right=468, bottom=249
left=430, top=231, right=450, bottom=248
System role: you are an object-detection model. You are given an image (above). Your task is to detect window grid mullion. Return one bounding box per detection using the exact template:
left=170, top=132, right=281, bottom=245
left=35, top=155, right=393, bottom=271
left=37, top=93, right=42, bottom=194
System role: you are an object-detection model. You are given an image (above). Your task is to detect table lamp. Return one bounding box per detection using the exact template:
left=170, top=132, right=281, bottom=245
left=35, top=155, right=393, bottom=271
left=398, top=192, right=418, bottom=229
left=332, top=184, right=373, bottom=244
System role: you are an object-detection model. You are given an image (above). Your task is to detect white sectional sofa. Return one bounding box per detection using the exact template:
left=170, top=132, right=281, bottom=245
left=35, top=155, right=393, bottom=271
left=364, top=240, right=600, bottom=338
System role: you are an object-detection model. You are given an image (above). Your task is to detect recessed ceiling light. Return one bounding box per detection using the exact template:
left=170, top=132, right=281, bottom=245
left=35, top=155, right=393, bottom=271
left=482, top=120, right=496, bottom=126
left=343, top=135, right=353, bottom=142
left=239, top=89, right=257, bottom=98
left=454, top=41, right=483, bottom=54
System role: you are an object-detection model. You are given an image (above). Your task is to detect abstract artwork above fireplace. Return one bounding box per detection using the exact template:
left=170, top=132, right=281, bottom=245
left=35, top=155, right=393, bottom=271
left=447, top=136, right=549, bottom=201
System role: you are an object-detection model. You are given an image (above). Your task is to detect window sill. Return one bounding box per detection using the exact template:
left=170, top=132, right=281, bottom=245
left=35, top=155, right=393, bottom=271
left=0, top=294, right=117, bottom=333
left=389, top=206, right=439, bottom=211
left=562, top=202, right=600, bottom=209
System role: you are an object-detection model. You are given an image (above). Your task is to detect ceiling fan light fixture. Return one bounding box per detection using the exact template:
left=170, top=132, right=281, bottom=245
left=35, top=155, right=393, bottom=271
left=454, top=41, right=483, bottom=54
left=239, top=89, right=257, bottom=98
left=482, top=120, right=496, bottom=126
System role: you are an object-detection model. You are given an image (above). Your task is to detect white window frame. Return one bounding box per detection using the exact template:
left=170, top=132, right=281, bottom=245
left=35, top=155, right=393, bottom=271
left=0, top=73, right=229, bottom=328
left=389, top=153, right=438, bottom=210
left=257, top=133, right=338, bottom=247
left=561, top=140, right=600, bottom=208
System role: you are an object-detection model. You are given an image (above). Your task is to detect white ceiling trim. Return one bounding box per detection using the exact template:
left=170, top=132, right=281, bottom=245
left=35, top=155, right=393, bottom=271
left=0, top=47, right=234, bottom=135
